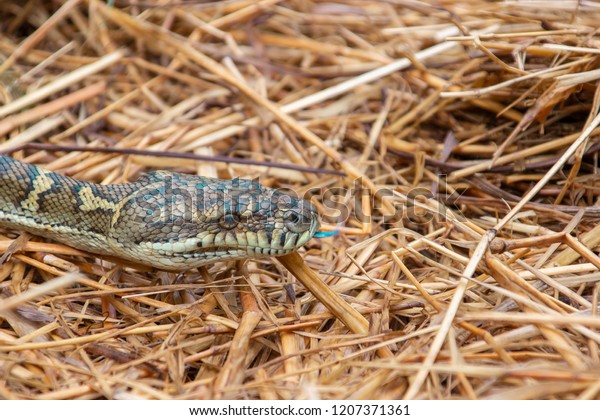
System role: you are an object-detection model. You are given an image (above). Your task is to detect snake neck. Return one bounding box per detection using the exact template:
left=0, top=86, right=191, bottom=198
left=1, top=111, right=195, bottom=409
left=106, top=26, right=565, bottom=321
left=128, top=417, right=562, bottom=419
left=0, top=156, right=135, bottom=255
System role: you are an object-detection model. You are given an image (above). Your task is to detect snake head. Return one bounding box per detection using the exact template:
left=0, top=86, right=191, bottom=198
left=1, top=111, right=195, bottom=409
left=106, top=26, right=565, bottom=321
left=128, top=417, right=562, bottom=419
left=108, top=172, right=319, bottom=270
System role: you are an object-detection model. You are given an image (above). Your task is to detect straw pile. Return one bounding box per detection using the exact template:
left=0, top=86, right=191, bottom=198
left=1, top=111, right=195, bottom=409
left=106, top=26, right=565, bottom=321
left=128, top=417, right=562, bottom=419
left=1, top=0, right=600, bottom=400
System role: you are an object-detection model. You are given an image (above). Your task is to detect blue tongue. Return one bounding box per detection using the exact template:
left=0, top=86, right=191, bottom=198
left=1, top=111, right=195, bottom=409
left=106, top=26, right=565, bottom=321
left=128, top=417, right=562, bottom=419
left=314, top=230, right=338, bottom=238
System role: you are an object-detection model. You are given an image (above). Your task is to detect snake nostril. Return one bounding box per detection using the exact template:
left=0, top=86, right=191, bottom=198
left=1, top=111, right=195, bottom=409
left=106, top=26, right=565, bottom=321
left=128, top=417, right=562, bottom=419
left=284, top=209, right=311, bottom=233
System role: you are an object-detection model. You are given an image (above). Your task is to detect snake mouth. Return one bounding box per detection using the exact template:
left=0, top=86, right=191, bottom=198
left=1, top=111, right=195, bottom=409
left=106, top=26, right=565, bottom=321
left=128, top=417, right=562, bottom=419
left=162, top=244, right=299, bottom=267
left=167, top=217, right=319, bottom=261
left=171, top=244, right=293, bottom=259
left=190, top=229, right=317, bottom=257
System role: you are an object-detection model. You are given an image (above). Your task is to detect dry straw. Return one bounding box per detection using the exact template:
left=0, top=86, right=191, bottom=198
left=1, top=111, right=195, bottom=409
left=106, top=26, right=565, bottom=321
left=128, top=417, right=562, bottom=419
left=0, top=0, right=600, bottom=400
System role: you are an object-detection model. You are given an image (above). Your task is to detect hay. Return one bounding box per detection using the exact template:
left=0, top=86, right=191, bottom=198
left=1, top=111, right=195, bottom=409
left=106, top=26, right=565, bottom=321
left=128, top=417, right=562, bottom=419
left=1, top=0, right=600, bottom=399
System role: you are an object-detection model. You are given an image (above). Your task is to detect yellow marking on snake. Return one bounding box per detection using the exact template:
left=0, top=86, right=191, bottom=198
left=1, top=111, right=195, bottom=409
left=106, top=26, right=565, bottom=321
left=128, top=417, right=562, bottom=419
left=77, top=186, right=119, bottom=212
left=21, top=172, right=55, bottom=212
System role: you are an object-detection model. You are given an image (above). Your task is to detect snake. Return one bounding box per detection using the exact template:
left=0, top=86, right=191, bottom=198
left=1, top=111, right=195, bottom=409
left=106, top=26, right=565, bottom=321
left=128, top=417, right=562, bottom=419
left=0, top=156, right=319, bottom=270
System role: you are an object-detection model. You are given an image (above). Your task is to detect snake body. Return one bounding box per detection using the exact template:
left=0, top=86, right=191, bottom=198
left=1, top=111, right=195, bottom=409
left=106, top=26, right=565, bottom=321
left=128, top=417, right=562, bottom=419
left=0, top=156, right=319, bottom=270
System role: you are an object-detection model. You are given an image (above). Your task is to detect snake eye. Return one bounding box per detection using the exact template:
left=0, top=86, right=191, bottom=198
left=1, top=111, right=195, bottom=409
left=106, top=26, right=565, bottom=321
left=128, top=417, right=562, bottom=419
left=219, top=214, right=240, bottom=229
left=284, top=210, right=310, bottom=233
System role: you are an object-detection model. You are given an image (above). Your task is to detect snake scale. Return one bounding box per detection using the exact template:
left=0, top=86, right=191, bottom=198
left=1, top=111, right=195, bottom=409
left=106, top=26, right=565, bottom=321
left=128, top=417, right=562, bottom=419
left=0, top=156, right=319, bottom=270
